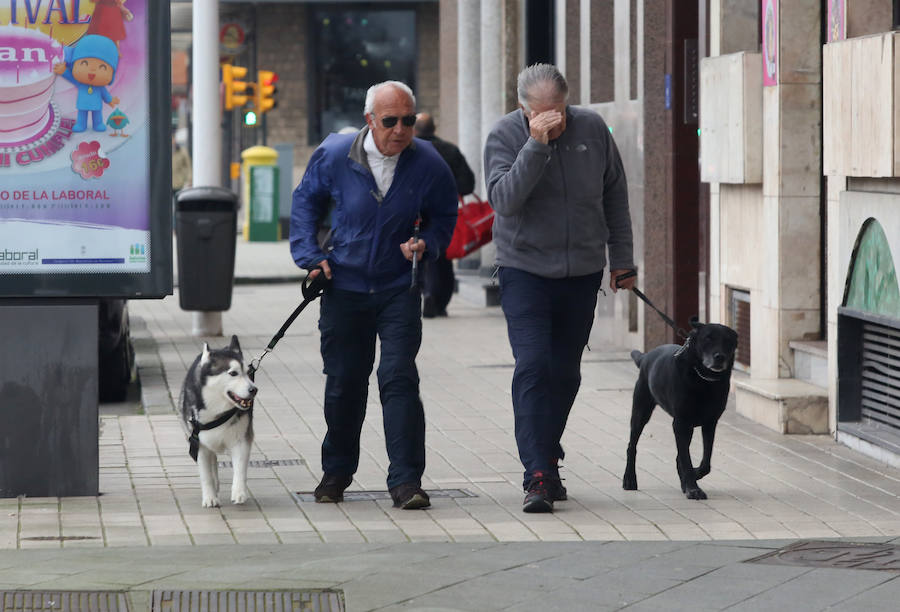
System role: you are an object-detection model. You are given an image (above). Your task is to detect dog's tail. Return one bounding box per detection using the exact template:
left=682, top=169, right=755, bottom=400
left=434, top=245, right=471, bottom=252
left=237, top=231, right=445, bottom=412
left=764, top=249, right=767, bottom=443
left=630, top=350, right=644, bottom=367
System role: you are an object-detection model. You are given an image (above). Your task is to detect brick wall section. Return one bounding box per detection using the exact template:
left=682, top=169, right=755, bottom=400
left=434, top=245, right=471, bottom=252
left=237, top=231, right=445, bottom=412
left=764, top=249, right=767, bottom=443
left=256, top=3, right=309, bottom=186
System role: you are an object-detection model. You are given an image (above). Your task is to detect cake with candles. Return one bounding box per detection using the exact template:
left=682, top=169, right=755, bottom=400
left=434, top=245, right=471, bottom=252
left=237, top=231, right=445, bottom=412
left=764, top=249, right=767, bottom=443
left=0, top=26, right=64, bottom=147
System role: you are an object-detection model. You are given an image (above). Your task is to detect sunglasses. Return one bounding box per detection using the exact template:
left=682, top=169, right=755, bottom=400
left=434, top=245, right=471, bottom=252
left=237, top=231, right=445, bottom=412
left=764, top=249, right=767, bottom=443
left=379, top=114, right=416, bottom=128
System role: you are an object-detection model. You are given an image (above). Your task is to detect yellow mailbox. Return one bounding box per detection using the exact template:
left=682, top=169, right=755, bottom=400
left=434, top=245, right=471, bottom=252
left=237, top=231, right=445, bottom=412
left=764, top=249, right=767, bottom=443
left=240, top=145, right=280, bottom=241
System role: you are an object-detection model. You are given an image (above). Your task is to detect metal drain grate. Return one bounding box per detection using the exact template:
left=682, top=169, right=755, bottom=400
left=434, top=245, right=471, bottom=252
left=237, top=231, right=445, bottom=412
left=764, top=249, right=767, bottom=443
left=218, top=458, right=305, bottom=468
left=19, top=536, right=100, bottom=542
left=747, top=540, right=900, bottom=571
left=292, top=488, right=477, bottom=502
left=151, top=590, right=344, bottom=611
left=1, top=591, right=128, bottom=611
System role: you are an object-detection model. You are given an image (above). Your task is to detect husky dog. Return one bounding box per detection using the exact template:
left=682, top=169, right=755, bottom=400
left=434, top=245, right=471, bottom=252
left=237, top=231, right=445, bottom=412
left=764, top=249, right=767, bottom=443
left=179, top=335, right=257, bottom=507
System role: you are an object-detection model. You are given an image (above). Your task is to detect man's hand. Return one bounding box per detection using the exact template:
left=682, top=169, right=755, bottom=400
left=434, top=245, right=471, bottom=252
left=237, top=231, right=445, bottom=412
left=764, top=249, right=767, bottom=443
left=53, top=63, right=66, bottom=75
left=529, top=109, right=563, bottom=145
left=309, top=259, right=332, bottom=280
left=109, top=97, right=120, bottom=106
left=610, top=269, right=636, bottom=293
left=400, top=237, right=427, bottom=261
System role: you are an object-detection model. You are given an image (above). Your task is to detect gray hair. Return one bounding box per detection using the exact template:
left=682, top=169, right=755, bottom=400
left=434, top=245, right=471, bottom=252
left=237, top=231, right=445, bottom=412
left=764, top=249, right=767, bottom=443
left=364, top=81, right=416, bottom=115
left=517, top=63, right=568, bottom=113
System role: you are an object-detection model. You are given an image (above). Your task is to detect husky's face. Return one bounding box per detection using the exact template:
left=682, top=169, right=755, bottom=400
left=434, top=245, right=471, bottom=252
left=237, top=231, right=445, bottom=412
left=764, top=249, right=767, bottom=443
left=200, top=335, right=257, bottom=411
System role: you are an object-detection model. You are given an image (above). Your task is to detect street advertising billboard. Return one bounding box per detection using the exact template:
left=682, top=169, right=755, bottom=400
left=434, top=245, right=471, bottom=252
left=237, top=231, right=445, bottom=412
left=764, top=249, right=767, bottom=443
left=0, top=0, right=172, bottom=297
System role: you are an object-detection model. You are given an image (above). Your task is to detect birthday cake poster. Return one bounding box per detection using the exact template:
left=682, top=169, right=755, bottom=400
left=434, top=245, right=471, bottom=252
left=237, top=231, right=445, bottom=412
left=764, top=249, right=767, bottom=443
left=0, top=0, right=151, bottom=274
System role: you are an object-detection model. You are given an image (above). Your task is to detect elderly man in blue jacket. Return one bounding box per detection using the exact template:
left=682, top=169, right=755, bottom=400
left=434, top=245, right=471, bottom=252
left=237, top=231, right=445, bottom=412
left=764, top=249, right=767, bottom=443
left=290, top=81, right=458, bottom=510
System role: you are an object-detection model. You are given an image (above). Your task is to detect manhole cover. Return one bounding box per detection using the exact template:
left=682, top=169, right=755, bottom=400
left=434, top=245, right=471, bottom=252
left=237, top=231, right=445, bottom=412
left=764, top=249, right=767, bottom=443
left=151, top=590, right=344, bottom=611
left=218, top=458, right=305, bottom=468
left=747, top=540, right=900, bottom=571
left=292, top=488, right=477, bottom=502
left=1, top=591, right=128, bottom=611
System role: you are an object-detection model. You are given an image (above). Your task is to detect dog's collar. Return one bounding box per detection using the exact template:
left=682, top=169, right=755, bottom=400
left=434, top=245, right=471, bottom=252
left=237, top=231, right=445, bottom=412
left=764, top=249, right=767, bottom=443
left=188, top=407, right=249, bottom=462
left=693, top=366, right=725, bottom=382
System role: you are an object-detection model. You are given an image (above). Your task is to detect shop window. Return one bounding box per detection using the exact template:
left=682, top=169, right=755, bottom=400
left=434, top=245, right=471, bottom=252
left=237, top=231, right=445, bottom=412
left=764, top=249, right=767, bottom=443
left=308, top=8, right=416, bottom=144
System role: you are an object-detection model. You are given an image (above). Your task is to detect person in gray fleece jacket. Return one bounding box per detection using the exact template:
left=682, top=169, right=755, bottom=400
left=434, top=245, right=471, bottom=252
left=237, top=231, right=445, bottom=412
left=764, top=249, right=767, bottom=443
left=483, top=63, right=637, bottom=513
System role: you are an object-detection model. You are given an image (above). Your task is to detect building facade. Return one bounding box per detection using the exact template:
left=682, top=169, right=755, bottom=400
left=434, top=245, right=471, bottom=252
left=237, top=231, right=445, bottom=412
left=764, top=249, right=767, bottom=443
left=702, top=0, right=900, bottom=464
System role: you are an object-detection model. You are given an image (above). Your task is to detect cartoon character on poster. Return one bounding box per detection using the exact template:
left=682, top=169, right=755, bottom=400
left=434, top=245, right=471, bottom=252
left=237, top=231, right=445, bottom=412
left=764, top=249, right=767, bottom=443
left=85, top=0, right=134, bottom=52
left=106, top=108, right=130, bottom=136
left=53, top=34, right=120, bottom=132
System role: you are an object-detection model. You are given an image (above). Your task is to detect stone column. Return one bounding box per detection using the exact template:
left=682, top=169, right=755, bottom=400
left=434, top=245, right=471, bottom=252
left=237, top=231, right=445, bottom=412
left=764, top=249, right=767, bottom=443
left=478, top=0, right=503, bottom=273
left=757, top=0, right=822, bottom=378
left=458, top=0, right=482, bottom=192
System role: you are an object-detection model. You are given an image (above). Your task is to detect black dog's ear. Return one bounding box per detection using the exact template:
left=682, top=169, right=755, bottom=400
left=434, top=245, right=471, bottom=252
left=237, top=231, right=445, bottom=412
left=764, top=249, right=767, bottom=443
left=229, top=335, right=241, bottom=354
left=690, top=315, right=702, bottom=329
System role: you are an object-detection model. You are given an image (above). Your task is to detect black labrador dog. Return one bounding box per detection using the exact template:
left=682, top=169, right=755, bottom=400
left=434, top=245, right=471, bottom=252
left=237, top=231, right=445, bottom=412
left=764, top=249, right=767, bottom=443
left=622, top=318, right=738, bottom=500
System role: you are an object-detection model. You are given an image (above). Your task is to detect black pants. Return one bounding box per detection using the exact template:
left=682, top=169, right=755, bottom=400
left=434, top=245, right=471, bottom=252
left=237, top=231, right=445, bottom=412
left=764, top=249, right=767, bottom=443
left=498, top=266, right=604, bottom=488
left=423, top=253, right=454, bottom=315
left=318, top=285, right=425, bottom=489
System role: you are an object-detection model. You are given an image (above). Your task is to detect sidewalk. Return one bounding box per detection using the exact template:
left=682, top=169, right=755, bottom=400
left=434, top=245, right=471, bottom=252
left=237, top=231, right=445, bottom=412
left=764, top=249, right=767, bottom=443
left=1, top=238, right=899, bottom=610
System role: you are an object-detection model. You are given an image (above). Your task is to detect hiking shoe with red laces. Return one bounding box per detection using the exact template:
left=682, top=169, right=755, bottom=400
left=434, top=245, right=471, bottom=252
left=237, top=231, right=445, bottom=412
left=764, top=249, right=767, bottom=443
left=523, top=471, right=554, bottom=513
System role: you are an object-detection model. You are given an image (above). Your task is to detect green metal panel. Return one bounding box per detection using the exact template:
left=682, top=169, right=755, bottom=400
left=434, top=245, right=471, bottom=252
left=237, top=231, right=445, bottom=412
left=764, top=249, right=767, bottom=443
left=845, top=219, right=900, bottom=317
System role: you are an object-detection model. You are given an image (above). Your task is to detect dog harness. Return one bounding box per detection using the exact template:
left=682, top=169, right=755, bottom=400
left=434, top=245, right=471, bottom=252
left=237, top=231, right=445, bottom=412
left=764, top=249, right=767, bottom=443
left=188, top=408, right=249, bottom=462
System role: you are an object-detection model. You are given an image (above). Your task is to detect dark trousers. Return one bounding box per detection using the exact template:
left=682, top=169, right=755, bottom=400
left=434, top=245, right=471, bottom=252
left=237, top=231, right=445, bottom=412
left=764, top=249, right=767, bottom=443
left=498, top=267, right=603, bottom=488
left=423, top=253, right=454, bottom=314
left=318, top=285, right=425, bottom=489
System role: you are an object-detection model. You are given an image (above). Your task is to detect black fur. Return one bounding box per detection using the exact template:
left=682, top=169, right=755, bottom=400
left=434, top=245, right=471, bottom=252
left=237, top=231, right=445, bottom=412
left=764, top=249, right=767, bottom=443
left=622, top=317, right=738, bottom=500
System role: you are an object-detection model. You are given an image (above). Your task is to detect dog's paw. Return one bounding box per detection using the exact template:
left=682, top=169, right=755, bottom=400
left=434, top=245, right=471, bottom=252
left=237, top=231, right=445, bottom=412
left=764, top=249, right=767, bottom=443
left=685, top=487, right=707, bottom=500
left=202, top=496, right=221, bottom=508
left=231, top=488, right=249, bottom=504
left=622, top=474, right=638, bottom=490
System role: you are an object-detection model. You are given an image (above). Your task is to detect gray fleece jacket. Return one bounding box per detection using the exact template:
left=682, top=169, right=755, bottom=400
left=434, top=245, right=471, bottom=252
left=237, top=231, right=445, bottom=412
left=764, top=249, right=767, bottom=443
left=483, top=106, right=634, bottom=279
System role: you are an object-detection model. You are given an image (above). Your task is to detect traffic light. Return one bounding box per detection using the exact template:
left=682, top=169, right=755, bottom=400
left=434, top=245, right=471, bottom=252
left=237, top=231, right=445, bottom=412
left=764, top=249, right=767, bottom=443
left=243, top=110, right=258, bottom=126
left=222, top=63, right=250, bottom=111
left=256, top=70, right=278, bottom=114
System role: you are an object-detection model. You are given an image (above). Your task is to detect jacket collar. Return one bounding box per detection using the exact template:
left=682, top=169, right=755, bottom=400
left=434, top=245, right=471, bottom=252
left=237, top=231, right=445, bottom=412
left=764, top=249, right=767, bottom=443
left=348, top=125, right=416, bottom=173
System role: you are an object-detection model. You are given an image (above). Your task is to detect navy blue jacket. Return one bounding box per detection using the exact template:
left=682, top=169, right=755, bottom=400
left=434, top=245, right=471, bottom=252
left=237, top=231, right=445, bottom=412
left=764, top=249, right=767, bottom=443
left=290, top=128, right=459, bottom=293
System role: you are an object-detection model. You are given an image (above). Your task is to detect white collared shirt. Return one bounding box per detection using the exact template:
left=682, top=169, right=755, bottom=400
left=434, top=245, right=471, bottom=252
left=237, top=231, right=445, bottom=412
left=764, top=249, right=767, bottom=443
left=364, top=130, right=400, bottom=197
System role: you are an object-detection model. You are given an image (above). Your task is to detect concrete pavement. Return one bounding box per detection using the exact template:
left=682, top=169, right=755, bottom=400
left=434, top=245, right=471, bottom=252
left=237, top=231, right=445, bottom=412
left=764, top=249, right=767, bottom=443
left=1, top=238, right=899, bottom=610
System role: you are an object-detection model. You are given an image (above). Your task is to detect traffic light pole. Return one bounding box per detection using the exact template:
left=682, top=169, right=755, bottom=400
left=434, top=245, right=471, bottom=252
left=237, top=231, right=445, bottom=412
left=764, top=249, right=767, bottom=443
left=191, top=0, right=224, bottom=336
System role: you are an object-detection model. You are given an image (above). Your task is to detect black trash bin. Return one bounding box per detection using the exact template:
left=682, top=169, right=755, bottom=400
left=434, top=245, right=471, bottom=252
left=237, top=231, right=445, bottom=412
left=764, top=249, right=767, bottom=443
left=176, top=186, right=238, bottom=311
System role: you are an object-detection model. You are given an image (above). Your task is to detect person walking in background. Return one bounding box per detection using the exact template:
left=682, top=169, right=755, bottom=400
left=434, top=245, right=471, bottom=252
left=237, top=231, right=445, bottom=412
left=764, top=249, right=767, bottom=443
left=414, top=112, right=476, bottom=318
left=290, top=81, right=458, bottom=510
left=172, top=129, right=192, bottom=198
left=483, top=63, right=637, bottom=513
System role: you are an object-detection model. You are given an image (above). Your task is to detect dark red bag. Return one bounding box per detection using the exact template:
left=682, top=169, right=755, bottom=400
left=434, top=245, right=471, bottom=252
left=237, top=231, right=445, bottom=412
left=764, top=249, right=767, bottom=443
left=445, top=194, right=494, bottom=260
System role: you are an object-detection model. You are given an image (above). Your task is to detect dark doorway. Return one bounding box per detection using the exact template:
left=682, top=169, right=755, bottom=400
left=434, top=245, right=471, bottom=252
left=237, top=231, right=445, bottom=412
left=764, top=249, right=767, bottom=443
left=307, top=7, right=417, bottom=144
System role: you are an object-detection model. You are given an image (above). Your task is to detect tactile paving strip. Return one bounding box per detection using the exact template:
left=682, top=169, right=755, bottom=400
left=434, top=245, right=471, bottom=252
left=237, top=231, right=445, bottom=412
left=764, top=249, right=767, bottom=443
left=746, top=540, right=900, bottom=572
left=151, top=590, right=344, bottom=611
left=1, top=591, right=129, bottom=611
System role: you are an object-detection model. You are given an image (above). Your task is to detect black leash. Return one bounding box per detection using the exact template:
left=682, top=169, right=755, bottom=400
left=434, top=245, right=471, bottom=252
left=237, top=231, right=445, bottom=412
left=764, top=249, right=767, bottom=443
left=615, top=271, right=688, bottom=340
left=247, top=266, right=330, bottom=382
